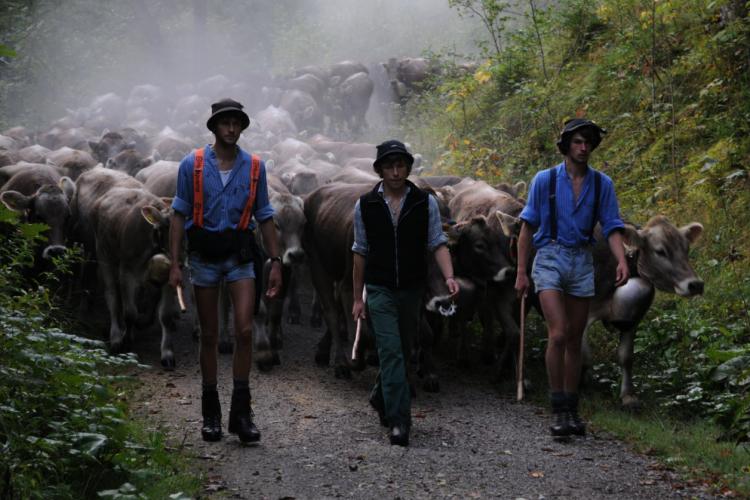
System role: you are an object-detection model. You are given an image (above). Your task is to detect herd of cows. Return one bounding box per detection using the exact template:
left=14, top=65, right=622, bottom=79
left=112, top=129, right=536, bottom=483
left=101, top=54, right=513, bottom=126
left=0, top=59, right=705, bottom=409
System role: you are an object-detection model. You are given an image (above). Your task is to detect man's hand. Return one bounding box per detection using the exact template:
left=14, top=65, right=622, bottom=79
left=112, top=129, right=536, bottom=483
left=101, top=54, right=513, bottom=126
left=615, top=259, right=629, bottom=287
left=265, top=260, right=283, bottom=299
left=169, top=264, right=182, bottom=289
left=445, top=277, right=459, bottom=298
left=352, top=298, right=366, bottom=321
left=515, top=271, right=530, bottom=298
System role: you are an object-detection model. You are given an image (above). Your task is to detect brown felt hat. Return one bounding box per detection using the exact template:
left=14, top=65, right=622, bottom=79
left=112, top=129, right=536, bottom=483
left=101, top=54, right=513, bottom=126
left=206, top=98, right=250, bottom=132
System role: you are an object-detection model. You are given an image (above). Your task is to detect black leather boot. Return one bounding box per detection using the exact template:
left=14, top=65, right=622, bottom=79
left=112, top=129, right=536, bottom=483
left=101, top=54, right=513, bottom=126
left=389, top=424, right=410, bottom=447
left=566, top=392, right=586, bottom=436
left=201, top=389, right=222, bottom=442
left=550, top=392, right=571, bottom=437
left=228, top=387, right=261, bottom=443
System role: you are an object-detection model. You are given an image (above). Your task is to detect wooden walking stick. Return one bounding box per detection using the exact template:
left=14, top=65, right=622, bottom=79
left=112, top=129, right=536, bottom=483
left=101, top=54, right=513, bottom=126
left=351, top=288, right=367, bottom=361
left=176, top=285, right=187, bottom=313
left=516, top=294, right=526, bottom=401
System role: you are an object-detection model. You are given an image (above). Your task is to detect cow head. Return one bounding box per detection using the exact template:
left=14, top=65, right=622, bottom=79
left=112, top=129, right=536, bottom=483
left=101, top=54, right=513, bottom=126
left=141, top=199, right=172, bottom=257
left=270, top=192, right=306, bottom=266
left=623, top=216, right=704, bottom=297
left=1, top=177, right=76, bottom=259
left=448, top=215, right=511, bottom=286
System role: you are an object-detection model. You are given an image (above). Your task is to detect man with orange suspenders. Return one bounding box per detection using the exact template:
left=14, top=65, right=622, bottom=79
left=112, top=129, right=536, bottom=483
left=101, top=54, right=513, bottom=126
left=169, top=98, right=282, bottom=443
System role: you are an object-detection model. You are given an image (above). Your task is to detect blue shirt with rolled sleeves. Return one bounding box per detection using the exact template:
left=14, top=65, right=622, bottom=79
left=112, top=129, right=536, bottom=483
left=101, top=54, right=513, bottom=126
left=351, top=184, right=447, bottom=255
left=520, top=162, right=624, bottom=249
left=171, top=145, right=274, bottom=230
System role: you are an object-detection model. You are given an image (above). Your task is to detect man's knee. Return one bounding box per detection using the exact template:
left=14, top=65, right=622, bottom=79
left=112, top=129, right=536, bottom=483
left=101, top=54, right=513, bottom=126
left=234, top=326, right=253, bottom=347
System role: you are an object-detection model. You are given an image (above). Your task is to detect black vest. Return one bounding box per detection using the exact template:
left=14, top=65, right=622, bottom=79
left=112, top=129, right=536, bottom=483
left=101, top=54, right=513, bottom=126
left=361, top=180, right=429, bottom=289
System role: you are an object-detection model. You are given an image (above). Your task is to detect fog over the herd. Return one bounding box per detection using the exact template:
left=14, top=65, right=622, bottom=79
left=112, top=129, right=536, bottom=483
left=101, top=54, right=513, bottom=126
left=5, top=0, right=488, bottom=129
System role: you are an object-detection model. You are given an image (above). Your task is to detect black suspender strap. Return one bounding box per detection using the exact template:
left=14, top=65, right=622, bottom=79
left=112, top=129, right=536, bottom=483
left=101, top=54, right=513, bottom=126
left=589, top=170, right=601, bottom=237
left=548, top=167, right=557, bottom=241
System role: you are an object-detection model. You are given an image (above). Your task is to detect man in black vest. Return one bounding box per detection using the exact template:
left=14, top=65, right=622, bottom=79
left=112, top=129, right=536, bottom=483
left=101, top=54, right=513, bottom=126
left=351, top=140, right=458, bottom=446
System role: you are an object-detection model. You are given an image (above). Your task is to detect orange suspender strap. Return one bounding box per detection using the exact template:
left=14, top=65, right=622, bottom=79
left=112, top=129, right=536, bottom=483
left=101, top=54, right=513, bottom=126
left=192, top=148, right=205, bottom=228
left=237, top=154, right=262, bottom=231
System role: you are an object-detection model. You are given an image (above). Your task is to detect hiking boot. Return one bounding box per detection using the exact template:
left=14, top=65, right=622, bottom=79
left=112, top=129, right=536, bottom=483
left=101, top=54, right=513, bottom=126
left=567, top=393, right=586, bottom=436
left=201, top=389, right=222, bottom=442
left=228, top=388, right=261, bottom=443
left=550, top=392, right=571, bottom=438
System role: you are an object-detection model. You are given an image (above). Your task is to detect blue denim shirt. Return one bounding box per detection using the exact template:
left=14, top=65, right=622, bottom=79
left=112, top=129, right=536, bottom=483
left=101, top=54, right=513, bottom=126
left=520, top=162, right=624, bottom=249
left=351, top=184, right=447, bottom=255
left=172, top=145, right=274, bottom=230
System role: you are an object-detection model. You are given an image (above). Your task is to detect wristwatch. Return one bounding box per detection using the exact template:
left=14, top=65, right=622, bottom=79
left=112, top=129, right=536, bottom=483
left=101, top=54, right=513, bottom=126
left=270, top=256, right=282, bottom=264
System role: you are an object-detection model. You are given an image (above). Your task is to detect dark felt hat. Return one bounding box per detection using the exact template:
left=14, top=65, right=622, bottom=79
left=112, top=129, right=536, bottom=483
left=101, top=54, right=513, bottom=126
left=373, top=140, right=414, bottom=169
left=206, top=98, right=250, bottom=132
left=556, top=118, right=607, bottom=154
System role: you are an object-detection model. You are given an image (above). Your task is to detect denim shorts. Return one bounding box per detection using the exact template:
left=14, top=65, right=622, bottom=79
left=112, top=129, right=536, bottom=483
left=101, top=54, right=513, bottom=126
left=188, top=252, right=255, bottom=287
left=531, top=243, right=595, bottom=297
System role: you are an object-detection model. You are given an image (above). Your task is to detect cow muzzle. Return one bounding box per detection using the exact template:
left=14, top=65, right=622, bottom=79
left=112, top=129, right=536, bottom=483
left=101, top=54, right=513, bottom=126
left=676, top=278, right=704, bottom=297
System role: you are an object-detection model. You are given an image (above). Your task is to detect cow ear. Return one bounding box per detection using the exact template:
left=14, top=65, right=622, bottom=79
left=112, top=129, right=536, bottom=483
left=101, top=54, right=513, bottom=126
left=494, top=210, right=520, bottom=238
left=139, top=157, right=154, bottom=170
left=1, top=190, right=32, bottom=211
left=471, top=214, right=487, bottom=227
left=622, top=224, right=644, bottom=249
left=680, top=222, right=703, bottom=244
left=514, top=181, right=527, bottom=197
left=447, top=220, right=467, bottom=245
left=88, top=141, right=99, bottom=152
left=59, top=176, right=76, bottom=202
left=141, top=205, right=166, bottom=227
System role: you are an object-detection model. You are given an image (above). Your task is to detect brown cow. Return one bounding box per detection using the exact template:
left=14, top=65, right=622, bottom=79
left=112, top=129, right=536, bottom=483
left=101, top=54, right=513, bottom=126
left=1, top=165, right=76, bottom=260
left=586, top=216, right=704, bottom=408
left=90, top=186, right=177, bottom=368
left=303, top=182, right=372, bottom=378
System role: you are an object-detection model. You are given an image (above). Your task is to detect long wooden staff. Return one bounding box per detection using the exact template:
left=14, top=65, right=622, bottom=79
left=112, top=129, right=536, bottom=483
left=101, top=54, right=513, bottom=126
left=176, top=285, right=187, bottom=313
left=516, top=294, right=526, bottom=401
left=351, top=288, right=367, bottom=361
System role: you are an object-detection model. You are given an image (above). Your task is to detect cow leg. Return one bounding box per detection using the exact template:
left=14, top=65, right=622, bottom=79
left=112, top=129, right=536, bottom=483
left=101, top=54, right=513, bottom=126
left=418, top=313, right=440, bottom=392
left=495, top=300, right=520, bottom=383
left=618, top=328, right=640, bottom=409
left=218, top=280, right=233, bottom=354
left=451, top=315, right=471, bottom=368
left=100, top=261, right=126, bottom=354
left=310, top=289, right=323, bottom=328
left=478, top=301, right=497, bottom=365
left=158, top=284, right=178, bottom=370
left=258, top=262, right=279, bottom=371
left=119, top=267, right=140, bottom=345
left=335, top=280, right=356, bottom=378
left=285, top=266, right=301, bottom=325
left=307, top=250, right=338, bottom=368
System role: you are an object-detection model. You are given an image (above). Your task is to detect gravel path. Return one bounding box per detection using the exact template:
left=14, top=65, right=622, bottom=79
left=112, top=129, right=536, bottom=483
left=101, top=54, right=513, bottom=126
left=130, top=287, right=714, bottom=499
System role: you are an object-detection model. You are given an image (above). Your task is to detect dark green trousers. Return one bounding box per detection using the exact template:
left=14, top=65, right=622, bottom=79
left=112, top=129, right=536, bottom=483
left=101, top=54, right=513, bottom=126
left=366, top=284, right=423, bottom=428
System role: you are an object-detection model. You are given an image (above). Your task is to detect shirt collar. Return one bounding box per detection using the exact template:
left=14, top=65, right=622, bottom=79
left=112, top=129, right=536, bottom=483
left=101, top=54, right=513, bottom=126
left=377, top=181, right=411, bottom=197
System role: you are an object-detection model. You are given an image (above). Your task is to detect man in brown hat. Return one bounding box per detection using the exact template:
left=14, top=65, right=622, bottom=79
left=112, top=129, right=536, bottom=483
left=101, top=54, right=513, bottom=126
left=515, top=119, right=629, bottom=438
left=351, top=140, right=458, bottom=446
left=169, top=98, right=282, bottom=443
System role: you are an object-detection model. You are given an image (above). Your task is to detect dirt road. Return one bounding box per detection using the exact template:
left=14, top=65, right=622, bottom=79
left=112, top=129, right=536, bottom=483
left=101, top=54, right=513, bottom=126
left=130, top=288, right=712, bottom=499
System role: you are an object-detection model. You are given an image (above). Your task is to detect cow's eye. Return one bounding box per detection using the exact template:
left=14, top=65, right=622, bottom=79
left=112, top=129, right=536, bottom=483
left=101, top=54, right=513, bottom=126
left=655, top=248, right=668, bottom=258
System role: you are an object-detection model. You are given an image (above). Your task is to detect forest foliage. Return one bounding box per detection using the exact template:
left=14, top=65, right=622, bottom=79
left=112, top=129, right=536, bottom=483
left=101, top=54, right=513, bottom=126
left=408, top=0, right=750, bottom=442
left=0, top=205, right=199, bottom=498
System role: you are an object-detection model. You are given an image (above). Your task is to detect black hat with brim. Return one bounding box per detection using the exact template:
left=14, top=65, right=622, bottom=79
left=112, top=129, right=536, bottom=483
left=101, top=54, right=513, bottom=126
left=556, top=118, right=607, bottom=153
left=206, top=98, right=250, bottom=132
left=373, top=139, right=414, bottom=168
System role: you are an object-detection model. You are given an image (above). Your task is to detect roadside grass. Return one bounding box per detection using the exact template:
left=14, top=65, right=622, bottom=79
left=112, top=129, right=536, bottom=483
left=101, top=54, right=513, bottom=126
left=513, top=317, right=750, bottom=497
left=585, top=397, right=750, bottom=497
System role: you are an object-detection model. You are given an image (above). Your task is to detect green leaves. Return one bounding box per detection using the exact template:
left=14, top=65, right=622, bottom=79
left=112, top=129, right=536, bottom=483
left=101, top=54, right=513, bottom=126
left=0, top=43, right=16, bottom=57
